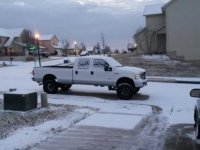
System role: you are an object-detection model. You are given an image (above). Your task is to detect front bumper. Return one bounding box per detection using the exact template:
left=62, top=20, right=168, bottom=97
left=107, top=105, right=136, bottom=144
left=135, top=79, right=148, bottom=88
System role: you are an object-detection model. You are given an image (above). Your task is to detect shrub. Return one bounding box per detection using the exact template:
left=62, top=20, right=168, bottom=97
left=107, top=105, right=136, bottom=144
left=26, top=56, right=35, bottom=61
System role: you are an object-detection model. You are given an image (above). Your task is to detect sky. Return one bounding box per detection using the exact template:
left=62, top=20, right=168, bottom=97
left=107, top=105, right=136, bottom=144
left=0, top=0, right=168, bottom=50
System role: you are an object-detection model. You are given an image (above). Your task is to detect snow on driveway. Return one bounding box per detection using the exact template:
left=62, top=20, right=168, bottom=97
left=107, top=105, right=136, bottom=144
left=0, top=110, right=89, bottom=150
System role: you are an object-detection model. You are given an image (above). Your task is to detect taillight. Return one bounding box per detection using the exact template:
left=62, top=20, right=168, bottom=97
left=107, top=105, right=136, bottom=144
left=31, top=70, right=34, bottom=76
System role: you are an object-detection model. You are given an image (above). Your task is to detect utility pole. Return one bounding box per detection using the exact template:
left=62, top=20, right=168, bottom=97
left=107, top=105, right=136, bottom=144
left=101, top=32, right=105, bottom=55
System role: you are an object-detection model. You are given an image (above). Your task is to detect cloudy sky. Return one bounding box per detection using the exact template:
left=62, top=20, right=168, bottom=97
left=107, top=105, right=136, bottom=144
left=0, top=0, right=168, bottom=49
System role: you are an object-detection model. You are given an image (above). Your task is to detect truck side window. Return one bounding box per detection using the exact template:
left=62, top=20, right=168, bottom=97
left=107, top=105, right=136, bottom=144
left=78, top=59, right=90, bottom=69
left=93, top=59, right=109, bottom=69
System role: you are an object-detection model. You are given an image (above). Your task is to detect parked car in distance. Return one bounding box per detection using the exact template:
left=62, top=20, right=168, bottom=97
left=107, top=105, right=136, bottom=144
left=80, top=50, right=94, bottom=56
left=30, top=50, right=49, bottom=58
left=190, top=89, right=200, bottom=139
left=39, top=50, right=49, bottom=58
left=80, top=51, right=89, bottom=56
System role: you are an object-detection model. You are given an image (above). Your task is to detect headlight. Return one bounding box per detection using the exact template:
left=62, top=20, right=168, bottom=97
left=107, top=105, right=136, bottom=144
left=135, top=74, right=140, bottom=80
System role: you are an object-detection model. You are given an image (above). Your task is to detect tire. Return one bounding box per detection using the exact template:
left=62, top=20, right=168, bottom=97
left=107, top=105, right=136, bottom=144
left=60, top=84, right=72, bottom=91
left=133, top=87, right=140, bottom=94
left=43, top=80, right=58, bottom=94
left=117, top=83, right=134, bottom=100
left=195, top=113, right=200, bottom=139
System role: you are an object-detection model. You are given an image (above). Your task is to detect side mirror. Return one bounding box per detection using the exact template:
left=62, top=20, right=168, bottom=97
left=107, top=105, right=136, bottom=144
left=190, top=89, right=200, bottom=98
left=104, top=65, right=112, bottom=72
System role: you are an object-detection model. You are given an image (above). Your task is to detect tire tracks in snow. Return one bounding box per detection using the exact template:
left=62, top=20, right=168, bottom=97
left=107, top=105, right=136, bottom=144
left=129, top=113, right=169, bottom=150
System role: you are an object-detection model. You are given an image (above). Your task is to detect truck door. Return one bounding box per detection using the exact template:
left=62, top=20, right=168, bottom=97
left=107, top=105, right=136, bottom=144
left=73, top=58, right=92, bottom=84
left=91, top=59, right=114, bottom=86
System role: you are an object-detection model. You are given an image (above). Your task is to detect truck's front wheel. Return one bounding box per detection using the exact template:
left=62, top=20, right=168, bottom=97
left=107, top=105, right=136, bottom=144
left=195, top=112, right=200, bottom=139
left=43, top=80, right=58, bottom=94
left=117, top=83, right=134, bottom=100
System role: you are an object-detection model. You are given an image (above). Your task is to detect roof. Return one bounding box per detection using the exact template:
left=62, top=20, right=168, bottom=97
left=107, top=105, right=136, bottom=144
left=134, top=27, right=147, bottom=37
left=162, top=0, right=176, bottom=10
left=4, top=37, right=15, bottom=47
left=39, top=34, right=55, bottom=40
left=0, top=28, right=24, bottom=37
left=143, top=3, right=165, bottom=16
left=13, top=41, right=26, bottom=47
left=0, top=28, right=25, bottom=47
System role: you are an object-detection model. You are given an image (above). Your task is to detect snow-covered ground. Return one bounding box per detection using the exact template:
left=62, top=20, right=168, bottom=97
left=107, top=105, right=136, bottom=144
left=0, top=57, right=199, bottom=150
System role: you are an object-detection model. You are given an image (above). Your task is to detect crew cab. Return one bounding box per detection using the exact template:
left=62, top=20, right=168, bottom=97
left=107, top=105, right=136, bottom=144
left=32, top=56, right=147, bottom=99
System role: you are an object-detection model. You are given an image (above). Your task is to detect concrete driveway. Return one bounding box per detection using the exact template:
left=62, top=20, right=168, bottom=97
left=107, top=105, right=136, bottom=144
left=31, top=104, right=168, bottom=150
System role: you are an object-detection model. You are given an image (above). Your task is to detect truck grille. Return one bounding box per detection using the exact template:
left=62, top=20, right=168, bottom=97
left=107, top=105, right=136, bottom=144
left=140, top=72, right=146, bottom=79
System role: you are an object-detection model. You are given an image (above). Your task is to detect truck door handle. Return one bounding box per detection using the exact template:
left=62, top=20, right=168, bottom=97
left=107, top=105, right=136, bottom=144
left=91, top=71, right=94, bottom=75
left=75, top=71, right=78, bottom=74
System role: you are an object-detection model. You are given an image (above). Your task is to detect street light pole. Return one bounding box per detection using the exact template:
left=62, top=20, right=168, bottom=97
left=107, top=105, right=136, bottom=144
left=35, top=33, right=41, bottom=67
left=74, top=41, right=77, bottom=56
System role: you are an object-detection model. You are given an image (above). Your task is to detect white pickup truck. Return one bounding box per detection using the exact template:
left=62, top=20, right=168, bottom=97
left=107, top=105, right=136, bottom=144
left=32, top=56, right=147, bottom=99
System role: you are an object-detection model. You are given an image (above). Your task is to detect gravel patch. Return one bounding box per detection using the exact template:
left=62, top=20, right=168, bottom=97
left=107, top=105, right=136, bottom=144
left=113, top=53, right=200, bottom=77
left=0, top=102, right=78, bottom=140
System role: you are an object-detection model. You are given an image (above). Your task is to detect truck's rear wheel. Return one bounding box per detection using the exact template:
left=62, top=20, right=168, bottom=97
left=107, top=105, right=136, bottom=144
left=60, top=84, right=72, bottom=91
left=117, top=83, right=134, bottom=100
left=133, top=87, right=140, bottom=94
left=43, top=80, right=58, bottom=94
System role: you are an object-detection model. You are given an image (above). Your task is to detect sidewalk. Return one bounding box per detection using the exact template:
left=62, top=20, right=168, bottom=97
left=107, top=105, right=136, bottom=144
left=147, top=76, right=200, bottom=84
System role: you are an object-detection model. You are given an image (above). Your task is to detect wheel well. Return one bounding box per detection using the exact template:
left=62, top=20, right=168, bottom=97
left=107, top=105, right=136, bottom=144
left=116, top=77, right=134, bottom=87
left=43, top=74, right=56, bottom=82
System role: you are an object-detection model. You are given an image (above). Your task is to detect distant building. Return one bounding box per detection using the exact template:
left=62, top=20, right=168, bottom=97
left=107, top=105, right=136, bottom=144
left=0, top=28, right=25, bottom=56
left=135, top=0, right=200, bottom=61
left=38, top=34, right=62, bottom=55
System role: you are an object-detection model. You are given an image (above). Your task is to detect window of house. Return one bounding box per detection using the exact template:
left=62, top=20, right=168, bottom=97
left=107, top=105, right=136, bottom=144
left=78, top=59, right=90, bottom=69
left=93, top=59, right=109, bottom=69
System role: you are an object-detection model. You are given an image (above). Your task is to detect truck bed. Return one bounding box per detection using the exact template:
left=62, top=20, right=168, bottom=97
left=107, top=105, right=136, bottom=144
left=43, top=63, right=74, bottom=68
left=33, top=63, right=73, bottom=84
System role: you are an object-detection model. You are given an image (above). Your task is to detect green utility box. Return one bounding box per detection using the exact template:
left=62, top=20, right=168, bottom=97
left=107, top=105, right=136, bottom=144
left=4, top=92, right=37, bottom=111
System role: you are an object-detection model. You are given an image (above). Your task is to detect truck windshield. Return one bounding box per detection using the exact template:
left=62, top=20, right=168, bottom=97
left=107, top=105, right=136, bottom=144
left=108, top=58, right=122, bottom=67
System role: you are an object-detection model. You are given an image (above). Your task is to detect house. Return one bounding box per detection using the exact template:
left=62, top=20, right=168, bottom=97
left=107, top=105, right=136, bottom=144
left=163, top=0, right=200, bottom=61
left=134, top=3, right=166, bottom=55
left=0, top=28, right=25, bottom=56
left=38, top=34, right=61, bottom=55
left=135, top=0, right=200, bottom=61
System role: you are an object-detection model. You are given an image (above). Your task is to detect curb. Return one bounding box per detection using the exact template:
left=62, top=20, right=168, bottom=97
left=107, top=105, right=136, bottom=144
left=147, top=77, right=200, bottom=84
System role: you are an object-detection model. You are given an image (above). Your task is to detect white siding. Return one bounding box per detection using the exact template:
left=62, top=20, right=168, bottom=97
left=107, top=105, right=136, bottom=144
left=166, top=0, right=200, bottom=60
left=146, top=15, right=165, bottom=31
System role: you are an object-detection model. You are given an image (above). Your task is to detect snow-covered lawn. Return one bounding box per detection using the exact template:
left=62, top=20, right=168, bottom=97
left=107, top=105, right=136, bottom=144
left=0, top=57, right=199, bottom=149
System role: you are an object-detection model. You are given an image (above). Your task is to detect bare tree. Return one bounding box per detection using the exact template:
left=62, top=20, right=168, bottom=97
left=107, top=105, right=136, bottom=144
left=134, top=27, right=154, bottom=55
left=79, top=42, right=86, bottom=52
left=21, top=29, right=35, bottom=54
left=104, top=45, right=111, bottom=54
left=93, top=42, right=101, bottom=54
left=61, top=39, right=70, bottom=56
left=114, top=49, right=120, bottom=53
